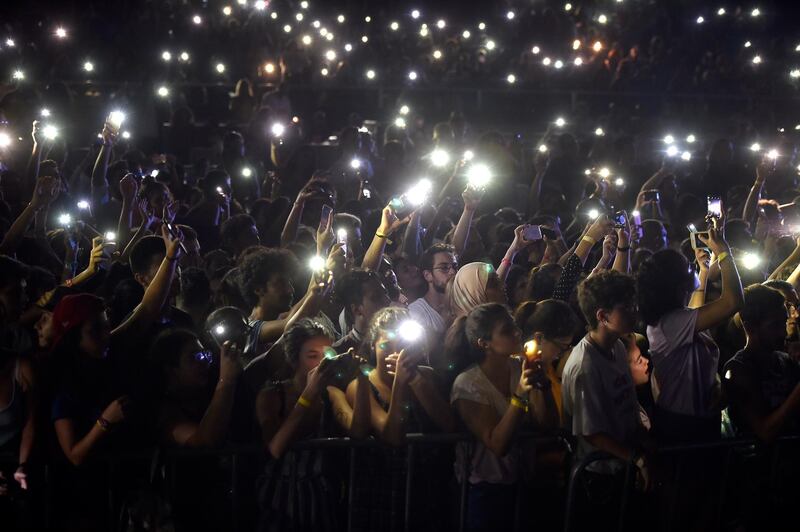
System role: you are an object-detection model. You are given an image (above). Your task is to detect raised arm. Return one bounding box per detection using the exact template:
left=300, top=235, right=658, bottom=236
left=497, top=225, right=535, bottom=282
left=90, top=123, right=116, bottom=207
left=361, top=206, right=404, bottom=271
left=688, top=248, right=711, bottom=309
left=452, top=187, right=482, bottom=257
left=694, top=228, right=744, bottom=333
left=612, top=225, right=630, bottom=274
left=24, top=121, right=45, bottom=192
left=332, top=370, right=371, bottom=439
left=280, top=183, right=318, bottom=247
left=116, top=174, right=139, bottom=245
left=743, top=158, right=773, bottom=227
left=0, top=176, right=57, bottom=256
left=54, top=396, right=130, bottom=466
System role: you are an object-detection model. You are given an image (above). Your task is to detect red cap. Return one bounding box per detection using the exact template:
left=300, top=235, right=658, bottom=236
left=51, top=293, right=105, bottom=348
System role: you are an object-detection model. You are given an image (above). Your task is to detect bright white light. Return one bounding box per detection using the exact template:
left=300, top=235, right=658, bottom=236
left=478, top=22, right=486, bottom=30
left=41, top=108, right=50, bottom=117
left=632, top=210, right=640, bottom=218
left=222, top=5, right=233, bottom=16
left=538, top=144, right=548, bottom=153
left=264, top=62, right=276, bottom=74
left=462, top=30, right=471, bottom=39
left=104, top=231, right=116, bottom=241
left=300, top=0, right=309, bottom=8
left=463, top=150, right=474, bottom=161
left=55, top=27, right=67, bottom=39
left=179, top=51, right=190, bottom=62
left=283, top=24, right=292, bottom=33
left=542, top=57, right=552, bottom=66
left=344, top=43, right=353, bottom=52
left=0, top=132, right=12, bottom=148
left=253, top=0, right=266, bottom=9
left=271, top=123, right=285, bottom=137
left=411, top=9, right=420, bottom=19
left=555, top=117, right=566, bottom=127
left=666, top=145, right=679, bottom=157
left=506, top=74, right=516, bottom=84
left=681, top=151, right=692, bottom=161
left=696, top=16, right=705, bottom=24
left=58, top=213, right=72, bottom=226
left=398, top=320, right=424, bottom=342
left=320, top=67, right=329, bottom=77
left=791, top=69, right=800, bottom=79
left=436, top=19, right=446, bottom=29
left=364, top=16, right=371, bottom=23
left=12, top=70, right=24, bottom=80
left=574, top=57, right=584, bottom=66
left=157, top=86, right=169, bottom=97
left=83, top=61, right=94, bottom=72
left=598, top=167, right=611, bottom=178
left=750, top=143, right=761, bottom=152
left=751, top=8, right=761, bottom=17
left=486, top=40, right=496, bottom=51
left=615, top=177, right=625, bottom=187
left=573, top=39, right=581, bottom=50
left=361, top=35, right=369, bottom=43
left=161, top=51, right=172, bottom=62
left=506, top=11, right=515, bottom=20
left=554, top=60, right=564, bottom=69
left=598, top=14, right=608, bottom=24
left=565, top=2, right=573, bottom=10
left=593, top=41, right=603, bottom=52
left=406, top=179, right=432, bottom=206
left=768, top=149, right=779, bottom=160
left=467, top=164, right=492, bottom=188
left=192, top=15, right=202, bottom=25
left=532, top=46, right=540, bottom=54
left=432, top=49, right=443, bottom=60
left=108, top=111, right=125, bottom=128
left=215, top=324, right=226, bottom=336
left=744, top=41, right=752, bottom=48
left=394, top=117, right=406, bottom=128
left=663, top=134, right=675, bottom=144
left=390, top=21, right=399, bottom=31
left=595, top=127, right=605, bottom=136
left=309, top=256, right=326, bottom=272
left=5, top=39, right=15, bottom=47
left=301, top=34, right=312, bottom=46
left=41, top=126, right=57, bottom=141
left=325, top=49, right=336, bottom=61
left=408, top=70, right=418, bottom=81
left=752, top=55, right=762, bottom=64
left=588, top=209, right=600, bottom=220
left=295, top=13, right=304, bottom=21
left=431, top=149, right=450, bottom=167
left=337, top=14, right=345, bottom=23
left=419, top=26, right=429, bottom=37
left=241, top=167, right=253, bottom=178
left=366, top=69, right=376, bottom=79
left=742, top=252, right=762, bottom=270
left=77, top=200, right=90, bottom=210
left=215, top=62, right=226, bottom=73
left=717, top=7, right=726, bottom=15
left=399, top=105, right=410, bottom=115
left=121, top=131, right=131, bottom=139
left=686, top=134, right=696, bottom=143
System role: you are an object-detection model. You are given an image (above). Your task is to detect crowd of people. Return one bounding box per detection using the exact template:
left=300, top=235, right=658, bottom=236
left=2, top=2, right=800, bottom=532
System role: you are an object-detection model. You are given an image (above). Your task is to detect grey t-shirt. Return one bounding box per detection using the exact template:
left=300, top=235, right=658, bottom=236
left=647, top=308, right=720, bottom=418
left=450, top=358, right=522, bottom=484
left=561, top=337, right=641, bottom=472
left=408, top=297, right=446, bottom=335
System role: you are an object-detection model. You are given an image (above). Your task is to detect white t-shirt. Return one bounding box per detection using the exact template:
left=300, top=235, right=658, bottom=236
left=408, top=297, right=446, bottom=335
left=561, top=337, right=641, bottom=472
left=450, top=358, right=522, bottom=484
left=647, top=307, right=720, bottom=418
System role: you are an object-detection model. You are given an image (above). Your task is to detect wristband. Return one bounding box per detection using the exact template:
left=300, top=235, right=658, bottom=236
left=616, top=246, right=631, bottom=252
left=96, top=417, right=111, bottom=431
left=297, top=395, right=312, bottom=408
left=375, top=231, right=388, bottom=239
left=581, top=235, right=597, bottom=246
left=500, top=257, right=512, bottom=266
left=510, top=396, right=529, bottom=412
left=716, top=251, right=730, bottom=264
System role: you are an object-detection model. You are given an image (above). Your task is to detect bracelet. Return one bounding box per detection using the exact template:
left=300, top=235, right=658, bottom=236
left=510, top=396, right=529, bottom=412
left=716, top=251, right=730, bottom=263
left=500, top=257, right=512, bottom=266
left=96, top=417, right=111, bottom=432
left=166, top=255, right=179, bottom=261
left=617, top=246, right=631, bottom=252
left=297, top=395, right=312, bottom=408
left=581, top=235, right=597, bottom=246
left=375, top=231, right=388, bottom=239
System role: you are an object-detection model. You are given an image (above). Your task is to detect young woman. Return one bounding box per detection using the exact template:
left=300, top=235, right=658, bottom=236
left=448, top=262, right=507, bottom=320
left=449, top=303, right=559, bottom=532
left=255, top=318, right=370, bottom=532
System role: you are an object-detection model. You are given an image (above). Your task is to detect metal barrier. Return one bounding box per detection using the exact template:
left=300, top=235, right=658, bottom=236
left=562, top=434, right=800, bottom=532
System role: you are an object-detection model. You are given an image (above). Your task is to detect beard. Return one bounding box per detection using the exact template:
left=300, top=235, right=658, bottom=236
left=433, top=281, right=448, bottom=294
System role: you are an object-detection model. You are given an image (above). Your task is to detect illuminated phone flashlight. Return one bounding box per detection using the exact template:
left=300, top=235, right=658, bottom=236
left=108, top=110, right=125, bottom=129
left=542, top=57, right=551, bottom=66
left=216, top=186, right=224, bottom=195
left=0, top=132, right=11, bottom=148
left=791, top=70, right=800, bottom=79
left=696, top=16, right=705, bottom=24
left=121, top=131, right=131, bottom=140
left=598, top=167, right=611, bottom=179
left=663, top=134, right=675, bottom=145
left=485, top=40, right=496, bottom=51
left=741, top=252, right=762, bottom=270
left=150, top=169, right=159, bottom=178
left=192, top=15, right=202, bottom=25
left=431, top=149, right=450, bottom=167
left=308, top=255, right=326, bottom=273
left=104, top=231, right=116, bottom=242
left=264, top=62, right=276, bottom=74
left=538, top=144, right=548, bottom=153
left=687, top=223, right=698, bottom=233
left=750, top=142, right=761, bottom=152
left=179, top=51, right=190, bottom=62
left=554, top=60, right=564, bottom=69
left=767, top=149, right=779, bottom=160
left=394, top=117, right=406, bottom=128
left=271, top=123, right=285, bottom=137
left=399, top=105, right=410, bottom=115
left=752, top=55, right=762, bottom=65
left=614, top=177, right=625, bottom=187
left=681, top=151, right=692, bottom=161
left=407, top=70, right=418, bottom=81
left=463, top=150, right=474, bottom=161
left=524, top=340, right=540, bottom=361
left=161, top=50, right=172, bottom=62
left=42, top=124, right=58, bottom=140
left=398, top=320, right=424, bottom=343
left=324, top=49, right=336, bottom=61
left=214, top=324, right=226, bottom=336
left=632, top=210, right=641, bottom=218
left=40, top=108, right=51, bottom=118
left=350, top=158, right=362, bottom=170
left=506, top=73, right=516, bottom=84
left=554, top=117, right=566, bottom=127
left=411, top=9, right=420, bottom=19
left=157, top=86, right=169, bottom=98
left=216, top=63, right=226, bottom=74
left=406, top=178, right=432, bottom=207
left=462, top=30, right=471, bottom=39
left=58, top=213, right=72, bottom=227
left=751, top=8, right=760, bottom=17
left=432, top=49, right=443, bottom=60
left=686, top=134, right=696, bottom=143
left=344, top=43, right=353, bottom=52
left=77, top=200, right=90, bottom=210
left=531, top=46, right=540, bottom=54
left=365, top=69, right=376, bottom=80
left=12, top=70, right=24, bottom=81
left=436, top=19, right=446, bottom=29
left=592, top=41, right=603, bottom=52
left=222, top=5, right=232, bottom=16
left=241, top=167, right=253, bottom=178
left=506, top=10, right=515, bottom=20
left=666, top=145, right=679, bottom=157
left=55, top=27, right=67, bottom=39
left=598, top=14, right=608, bottom=24
left=467, top=163, right=492, bottom=189
left=587, top=208, right=600, bottom=220
left=595, top=127, right=605, bottom=136
left=83, top=61, right=95, bottom=73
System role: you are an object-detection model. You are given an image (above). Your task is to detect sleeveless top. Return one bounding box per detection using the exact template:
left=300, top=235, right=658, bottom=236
left=0, top=360, right=26, bottom=450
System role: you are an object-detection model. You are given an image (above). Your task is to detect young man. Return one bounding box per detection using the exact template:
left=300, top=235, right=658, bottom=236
left=333, top=269, right=391, bottom=353
left=562, top=270, right=650, bottom=483
left=724, top=284, right=800, bottom=442
left=408, top=244, right=458, bottom=335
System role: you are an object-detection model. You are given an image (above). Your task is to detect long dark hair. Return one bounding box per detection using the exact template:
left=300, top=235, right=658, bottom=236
left=515, top=299, right=578, bottom=340
left=636, top=249, right=695, bottom=326
left=443, top=303, right=512, bottom=374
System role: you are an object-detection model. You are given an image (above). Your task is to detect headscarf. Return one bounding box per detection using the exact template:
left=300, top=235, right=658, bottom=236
left=51, top=293, right=105, bottom=348
left=448, top=262, right=493, bottom=319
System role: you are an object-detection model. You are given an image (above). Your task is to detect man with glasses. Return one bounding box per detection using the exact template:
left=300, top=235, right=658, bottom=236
left=408, top=243, right=458, bottom=336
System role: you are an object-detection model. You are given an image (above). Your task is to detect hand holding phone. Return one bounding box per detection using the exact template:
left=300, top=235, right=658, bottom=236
left=522, top=225, right=543, bottom=241
left=707, top=196, right=722, bottom=218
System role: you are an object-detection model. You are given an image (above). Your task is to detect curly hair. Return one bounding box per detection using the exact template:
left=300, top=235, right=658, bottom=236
left=636, top=249, right=694, bottom=326
left=578, top=270, right=637, bottom=329
left=283, top=318, right=334, bottom=367
left=237, top=247, right=298, bottom=307
left=363, top=306, right=410, bottom=365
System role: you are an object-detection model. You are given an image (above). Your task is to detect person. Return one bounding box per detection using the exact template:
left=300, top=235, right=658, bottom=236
left=333, top=269, right=391, bottom=353
left=561, top=270, right=651, bottom=529
left=408, top=243, right=458, bottom=336
left=220, top=213, right=260, bottom=259
left=449, top=303, right=559, bottom=532
left=637, top=226, right=744, bottom=442
left=448, top=262, right=507, bottom=319
left=724, top=284, right=800, bottom=441
left=255, top=318, right=370, bottom=532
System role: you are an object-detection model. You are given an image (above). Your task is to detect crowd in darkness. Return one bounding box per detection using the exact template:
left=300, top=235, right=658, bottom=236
left=3, top=1, right=800, bottom=532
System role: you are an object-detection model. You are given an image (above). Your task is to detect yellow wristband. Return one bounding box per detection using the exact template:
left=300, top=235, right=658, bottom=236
left=510, top=397, right=528, bottom=412
left=297, top=396, right=312, bottom=408
left=375, top=231, right=388, bottom=239
left=581, top=235, right=597, bottom=246
left=716, top=251, right=730, bottom=264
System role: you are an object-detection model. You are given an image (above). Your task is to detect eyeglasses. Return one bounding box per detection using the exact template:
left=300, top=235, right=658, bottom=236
left=432, top=263, right=458, bottom=273
left=192, top=350, right=214, bottom=365
left=546, top=338, right=573, bottom=356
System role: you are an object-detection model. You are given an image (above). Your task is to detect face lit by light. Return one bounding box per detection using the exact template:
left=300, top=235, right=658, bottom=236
left=595, top=127, right=604, bottom=136
left=271, top=123, right=285, bottom=137
left=506, top=74, right=516, bottom=84
left=215, top=63, right=226, bottom=73
left=192, top=15, right=202, bottom=25
left=486, top=40, right=496, bottom=51
left=666, top=145, right=679, bottom=157
left=750, top=142, right=761, bottom=152
left=399, top=105, right=410, bottom=115
left=686, top=134, right=696, bottom=143
left=467, top=164, right=492, bottom=188
left=588, top=209, right=599, bottom=220
left=264, top=62, right=276, bottom=74
left=55, top=27, right=67, bottom=39
left=366, top=69, right=376, bottom=79
left=681, top=151, right=692, bottom=161
left=555, top=117, right=566, bottom=127
left=407, top=70, right=418, bottom=81
left=179, top=51, right=190, bottom=62
left=431, top=149, right=450, bottom=167
left=436, top=19, right=446, bottom=29
left=394, top=117, right=406, bottom=128
left=531, top=46, right=540, bottom=54
left=663, top=134, right=675, bottom=144
left=157, top=86, right=169, bottom=97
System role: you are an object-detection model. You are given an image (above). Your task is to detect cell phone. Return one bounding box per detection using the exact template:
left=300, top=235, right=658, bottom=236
left=707, top=196, right=722, bottom=218
left=541, top=227, right=558, bottom=240
left=336, top=228, right=348, bottom=256
left=613, top=210, right=628, bottom=228
left=363, top=188, right=371, bottom=199
left=690, top=231, right=710, bottom=250
left=390, top=196, right=413, bottom=219
left=522, top=225, right=543, bottom=241
left=164, top=222, right=188, bottom=254
left=320, top=204, right=333, bottom=228
left=643, top=190, right=660, bottom=202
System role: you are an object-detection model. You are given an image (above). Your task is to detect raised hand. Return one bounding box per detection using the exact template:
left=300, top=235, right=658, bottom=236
left=219, top=341, right=244, bottom=383
left=101, top=396, right=132, bottom=425
left=30, top=175, right=58, bottom=210
left=119, top=173, right=138, bottom=202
